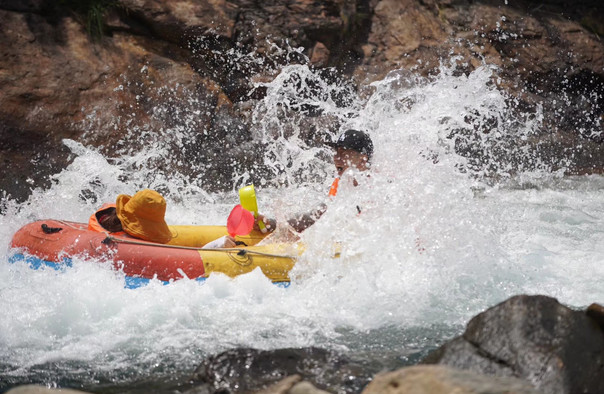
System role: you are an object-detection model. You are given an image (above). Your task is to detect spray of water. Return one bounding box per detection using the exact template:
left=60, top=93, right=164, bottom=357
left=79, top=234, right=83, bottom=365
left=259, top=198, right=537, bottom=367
left=1, top=58, right=603, bottom=390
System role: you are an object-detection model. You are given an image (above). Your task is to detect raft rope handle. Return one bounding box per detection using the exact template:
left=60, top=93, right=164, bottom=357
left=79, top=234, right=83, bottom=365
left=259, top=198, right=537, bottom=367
left=101, top=234, right=297, bottom=259
left=41, top=223, right=63, bottom=234
left=52, top=220, right=297, bottom=259
left=55, top=220, right=81, bottom=230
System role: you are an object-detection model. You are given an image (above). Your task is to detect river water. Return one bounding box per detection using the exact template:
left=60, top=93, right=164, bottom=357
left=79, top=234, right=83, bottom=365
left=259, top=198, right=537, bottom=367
left=1, top=62, right=603, bottom=392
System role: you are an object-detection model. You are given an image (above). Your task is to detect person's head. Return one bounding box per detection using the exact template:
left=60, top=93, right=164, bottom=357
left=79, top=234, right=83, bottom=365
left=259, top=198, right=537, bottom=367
left=97, top=208, right=123, bottom=233
left=116, top=189, right=173, bottom=243
left=330, top=129, right=373, bottom=177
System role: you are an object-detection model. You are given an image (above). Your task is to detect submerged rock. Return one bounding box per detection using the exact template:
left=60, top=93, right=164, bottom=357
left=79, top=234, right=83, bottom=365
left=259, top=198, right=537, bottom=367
left=361, top=365, right=540, bottom=394
left=422, top=295, right=604, bottom=394
left=189, top=347, right=371, bottom=394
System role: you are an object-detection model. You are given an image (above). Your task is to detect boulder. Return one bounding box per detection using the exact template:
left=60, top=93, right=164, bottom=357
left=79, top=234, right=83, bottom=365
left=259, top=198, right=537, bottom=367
left=189, top=347, right=371, bottom=393
left=253, top=375, right=331, bottom=394
left=586, top=302, right=604, bottom=330
left=0, top=6, right=230, bottom=202
left=117, top=0, right=236, bottom=44
left=422, top=295, right=604, bottom=394
left=254, top=375, right=304, bottom=394
left=361, top=365, right=540, bottom=394
left=5, top=385, right=90, bottom=394
left=288, top=381, right=331, bottom=394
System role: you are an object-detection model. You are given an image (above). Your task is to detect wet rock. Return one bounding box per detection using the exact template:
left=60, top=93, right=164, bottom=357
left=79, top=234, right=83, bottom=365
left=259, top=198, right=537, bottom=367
left=252, top=375, right=331, bottom=394
left=5, top=385, right=91, bottom=394
left=229, top=0, right=366, bottom=67
left=0, top=0, right=603, bottom=203
left=360, top=0, right=447, bottom=76
left=0, top=6, right=229, bottom=202
left=254, top=375, right=303, bottom=394
left=190, top=347, right=371, bottom=394
left=361, top=365, right=540, bottom=394
left=288, top=381, right=331, bottom=394
left=586, top=302, right=604, bottom=331
left=422, top=295, right=604, bottom=394
left=0, top=0, right=45, bottom=12
left=117, top=0, right=237, bottom=44
left=309, top=42, right=330, bottom=68
left=359, top=1, right=604, bottom=83
left=356, top=0, right=604, bottom=175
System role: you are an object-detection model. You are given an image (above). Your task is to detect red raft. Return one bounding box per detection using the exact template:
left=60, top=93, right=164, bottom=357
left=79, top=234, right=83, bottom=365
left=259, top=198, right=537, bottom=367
left=9, top=219, right=298, bottom=288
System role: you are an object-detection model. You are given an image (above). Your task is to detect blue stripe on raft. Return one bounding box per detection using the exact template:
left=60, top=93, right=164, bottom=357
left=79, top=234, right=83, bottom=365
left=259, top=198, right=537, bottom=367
left=9, top=253, right=290, bottom=289
left=9, top=253, right=72, bottom=270
left=124, top=276, right=208, bottom=289
left=124, top=276, right=158, bottom=289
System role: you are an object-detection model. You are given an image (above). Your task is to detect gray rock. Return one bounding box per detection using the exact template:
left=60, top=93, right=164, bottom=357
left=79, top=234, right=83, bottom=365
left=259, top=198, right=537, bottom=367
left=249, top=375, right=332, bottom=394
left=5, top=385, right=91, bottom=394
left=423, top=295, right=604, bottom=394
left=253, top=375, right=303, bottom=394
left=190, top=347, right=370, bottom=393
left=586, top=302, right=604, bottom=330
left=289, top=381, right=331, bottom=394
left=361, top=365, right=540, bottom=394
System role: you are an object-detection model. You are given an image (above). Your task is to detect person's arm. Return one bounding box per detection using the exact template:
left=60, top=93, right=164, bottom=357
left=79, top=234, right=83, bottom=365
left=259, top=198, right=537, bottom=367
left=202, top=235, right=236, bottom=249
left=254, top=216, right=276, bottom=232
left=256, top=202, right=328, bottom=234
left=286, top=203, right=327, bottom=233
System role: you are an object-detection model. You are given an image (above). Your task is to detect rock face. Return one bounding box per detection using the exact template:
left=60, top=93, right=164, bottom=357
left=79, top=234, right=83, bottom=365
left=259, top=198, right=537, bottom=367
left=358, top=0, right=604, bottom=175
left=189, top=347, right=371, bottom=393
left=422, top=295, right=604, bottom=394
left=361, top=365, right=540, bottom=394
left=0, top=3, right=231, bottom=201
left=0, top=0, right=603, bottom=203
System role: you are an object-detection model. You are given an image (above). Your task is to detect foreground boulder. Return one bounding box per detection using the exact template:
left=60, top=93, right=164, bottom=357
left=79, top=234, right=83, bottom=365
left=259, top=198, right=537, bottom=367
left=254, top=376, right=331, bottom=394
left=423, top=295, right=604, bottom=394
left=189, top=347, right=371, bottom=393
left=361, top=365, right=539, bottom=394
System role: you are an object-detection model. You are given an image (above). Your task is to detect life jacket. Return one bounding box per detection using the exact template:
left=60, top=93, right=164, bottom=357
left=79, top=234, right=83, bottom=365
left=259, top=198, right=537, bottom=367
left=88, top=203, right=126, bottom=235
left=328, top=178, right=339, bottom=197
left=329, top=177, right=362, bottom=214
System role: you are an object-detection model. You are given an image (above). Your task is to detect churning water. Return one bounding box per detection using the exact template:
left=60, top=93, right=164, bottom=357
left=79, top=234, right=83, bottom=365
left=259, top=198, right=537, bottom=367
left=1, top=61, right=603, bottom=392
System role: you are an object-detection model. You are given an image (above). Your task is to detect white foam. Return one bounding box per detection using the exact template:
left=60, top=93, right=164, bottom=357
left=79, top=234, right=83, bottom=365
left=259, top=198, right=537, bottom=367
left=1, top=63, right=603, bottom=379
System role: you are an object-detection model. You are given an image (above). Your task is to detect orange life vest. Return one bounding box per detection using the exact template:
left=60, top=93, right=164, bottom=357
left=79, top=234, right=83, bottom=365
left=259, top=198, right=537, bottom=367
left=328, top=178, right=339, bottom=197
left=88, top=203, right=126, bottom=235
left=329, top=177, right=363, bottom=214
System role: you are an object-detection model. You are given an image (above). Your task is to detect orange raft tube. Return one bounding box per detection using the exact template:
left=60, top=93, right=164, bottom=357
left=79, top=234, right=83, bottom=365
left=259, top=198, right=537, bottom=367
left=9, top=219, right=301, bottom=288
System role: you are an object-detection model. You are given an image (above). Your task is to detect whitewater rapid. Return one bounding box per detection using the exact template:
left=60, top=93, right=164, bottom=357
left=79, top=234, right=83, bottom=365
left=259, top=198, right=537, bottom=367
left=1, top=63, right=603, bottom=390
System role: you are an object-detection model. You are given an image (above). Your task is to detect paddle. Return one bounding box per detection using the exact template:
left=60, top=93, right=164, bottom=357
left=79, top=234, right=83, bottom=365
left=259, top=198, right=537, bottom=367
left=226, top=204, right=255, bottom=237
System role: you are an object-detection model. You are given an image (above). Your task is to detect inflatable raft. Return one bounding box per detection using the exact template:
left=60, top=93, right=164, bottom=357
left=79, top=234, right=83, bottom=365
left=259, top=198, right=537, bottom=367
left=9, top=219, right=301, bottom=288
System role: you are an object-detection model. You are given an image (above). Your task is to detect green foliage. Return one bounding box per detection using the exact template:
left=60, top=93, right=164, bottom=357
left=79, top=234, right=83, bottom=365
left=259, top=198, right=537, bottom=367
left=59, top=0, right=116, bottom=39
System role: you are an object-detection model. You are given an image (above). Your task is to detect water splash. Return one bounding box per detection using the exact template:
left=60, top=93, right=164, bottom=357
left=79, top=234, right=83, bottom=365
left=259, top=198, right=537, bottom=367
left=2, top=59, right=604, bottom=391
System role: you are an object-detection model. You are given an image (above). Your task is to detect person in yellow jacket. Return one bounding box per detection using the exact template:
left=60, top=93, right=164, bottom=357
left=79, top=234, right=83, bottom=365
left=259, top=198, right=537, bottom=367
left=258, top=129, right=374, bottom=233
left=89, top=189, right=236, bottom=248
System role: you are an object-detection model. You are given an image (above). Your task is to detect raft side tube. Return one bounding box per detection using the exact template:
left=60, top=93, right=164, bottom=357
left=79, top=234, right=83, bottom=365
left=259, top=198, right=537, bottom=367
left=168, top=225, right=267, bottom=247
left=10, top=220, right=298, bottom=285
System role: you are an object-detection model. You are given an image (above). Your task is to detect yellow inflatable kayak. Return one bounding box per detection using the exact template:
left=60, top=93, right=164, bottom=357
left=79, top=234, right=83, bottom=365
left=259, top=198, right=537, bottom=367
left=10, top=220, right=302, bottom=288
